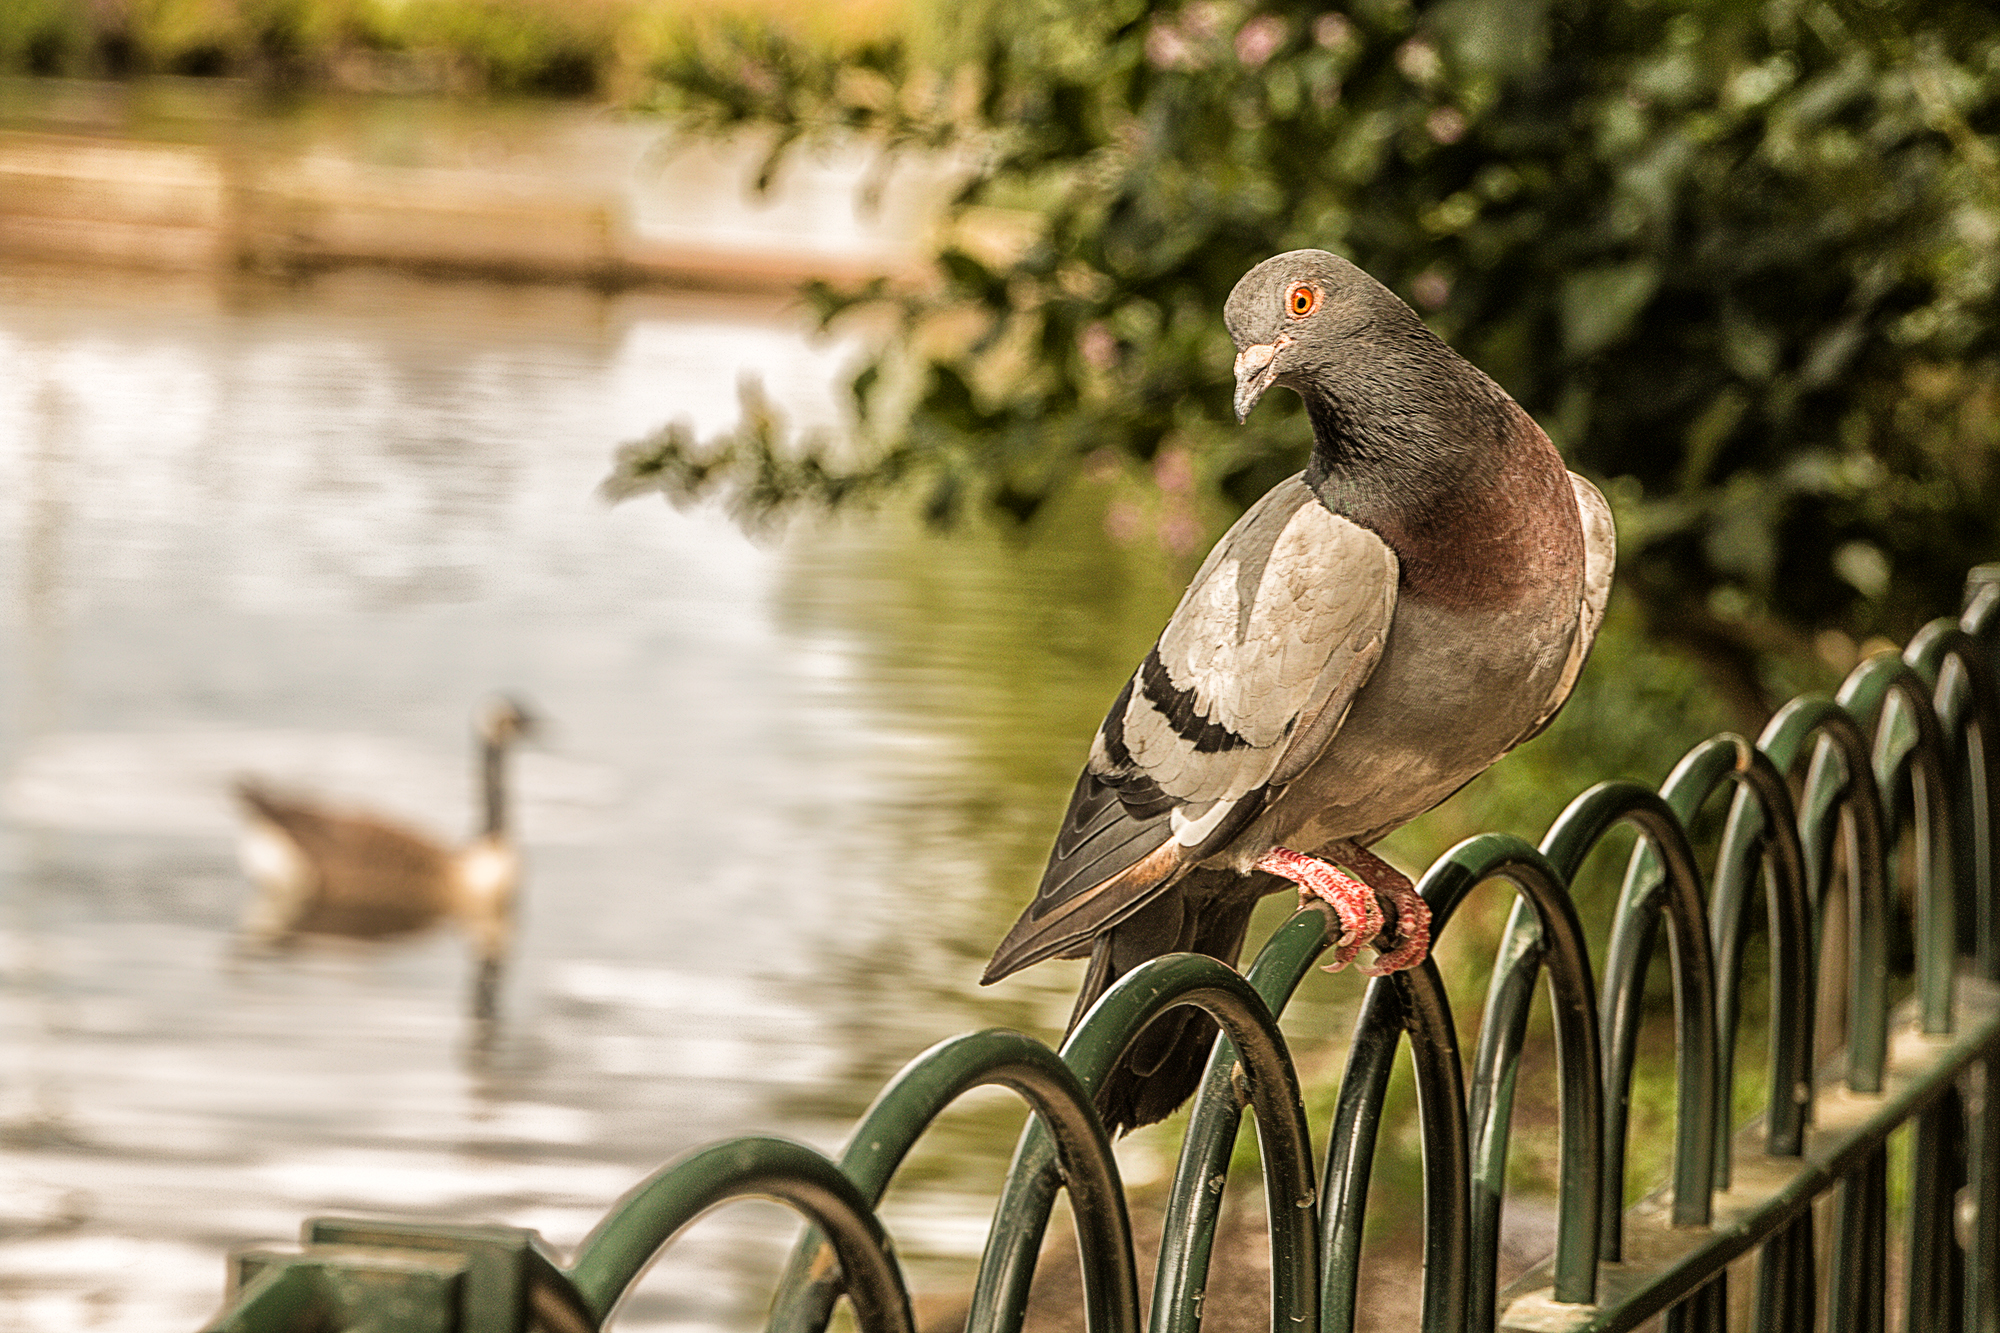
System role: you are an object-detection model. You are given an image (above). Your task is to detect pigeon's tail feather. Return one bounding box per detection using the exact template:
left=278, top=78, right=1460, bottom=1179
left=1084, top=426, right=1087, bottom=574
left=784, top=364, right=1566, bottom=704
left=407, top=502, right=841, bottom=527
left=1073, top=869, right=1269, bottom=1134
left=983, top=768, right=1184, bottom=983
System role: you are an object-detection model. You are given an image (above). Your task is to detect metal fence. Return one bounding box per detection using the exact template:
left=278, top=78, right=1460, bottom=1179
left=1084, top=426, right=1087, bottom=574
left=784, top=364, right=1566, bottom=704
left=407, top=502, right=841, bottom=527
left=202, top=565, right=2000, bottom=1333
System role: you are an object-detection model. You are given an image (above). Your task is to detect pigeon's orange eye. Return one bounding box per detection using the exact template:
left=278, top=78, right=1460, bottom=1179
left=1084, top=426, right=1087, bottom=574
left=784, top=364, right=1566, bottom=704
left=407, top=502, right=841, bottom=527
left=1288, top=285, right=1316, bottom=317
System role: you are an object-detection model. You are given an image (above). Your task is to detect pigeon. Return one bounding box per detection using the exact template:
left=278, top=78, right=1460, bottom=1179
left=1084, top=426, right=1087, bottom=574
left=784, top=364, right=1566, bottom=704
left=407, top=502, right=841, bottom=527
left=982, top=250, right=1614, bottom=1132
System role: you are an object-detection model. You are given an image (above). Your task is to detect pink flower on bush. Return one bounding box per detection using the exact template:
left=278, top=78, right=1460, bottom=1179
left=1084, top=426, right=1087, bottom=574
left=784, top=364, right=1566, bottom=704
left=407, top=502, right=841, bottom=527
left=1080, top=322, right=1120, bottom=370
left=1235, top=15, right=1287, bottom=68
left=1427, top=107, right=1467, bottom=143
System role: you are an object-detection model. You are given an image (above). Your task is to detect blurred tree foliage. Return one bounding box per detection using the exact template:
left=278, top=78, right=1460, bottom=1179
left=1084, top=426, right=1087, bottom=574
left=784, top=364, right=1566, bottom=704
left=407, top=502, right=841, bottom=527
left=0, top=0, right=901, bottom=97
left=606, top=0, right=2000, bottom=723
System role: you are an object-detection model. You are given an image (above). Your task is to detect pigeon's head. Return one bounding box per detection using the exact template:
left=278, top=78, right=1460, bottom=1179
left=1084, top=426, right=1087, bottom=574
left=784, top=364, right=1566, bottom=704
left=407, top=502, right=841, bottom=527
left=1223, top=250, right=1391, bottom=423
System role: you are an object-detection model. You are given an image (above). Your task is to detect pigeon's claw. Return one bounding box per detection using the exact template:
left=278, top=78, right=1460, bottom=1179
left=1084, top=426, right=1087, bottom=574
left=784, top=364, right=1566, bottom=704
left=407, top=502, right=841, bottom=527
left=1257, top=844, right=1431, bottom=976
left=1359, top=877, right=1431, bottom=976
left=1340, top=842, right=1430, bottom=976
left=1255, top=847, right=1384, bottom=972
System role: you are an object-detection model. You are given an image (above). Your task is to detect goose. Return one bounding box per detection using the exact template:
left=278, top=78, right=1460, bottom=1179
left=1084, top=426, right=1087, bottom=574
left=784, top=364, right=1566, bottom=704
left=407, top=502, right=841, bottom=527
left=232, top=697, right=536, bottom=1026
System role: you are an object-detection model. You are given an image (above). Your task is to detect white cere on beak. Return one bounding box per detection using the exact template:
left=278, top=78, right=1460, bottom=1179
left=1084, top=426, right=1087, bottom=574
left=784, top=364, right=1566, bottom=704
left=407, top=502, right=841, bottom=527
left=1233, top=340, right=1285, bottom=422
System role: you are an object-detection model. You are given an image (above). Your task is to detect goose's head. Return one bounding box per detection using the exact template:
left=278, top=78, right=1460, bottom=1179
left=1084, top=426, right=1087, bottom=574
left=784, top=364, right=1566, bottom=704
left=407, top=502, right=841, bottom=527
left=479, top=696, right=539, bottom=747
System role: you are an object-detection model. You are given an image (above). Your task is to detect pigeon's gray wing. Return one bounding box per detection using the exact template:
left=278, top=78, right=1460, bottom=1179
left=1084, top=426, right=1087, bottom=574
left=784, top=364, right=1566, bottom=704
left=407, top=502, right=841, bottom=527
left=1570, top=475, right=1616, bottom=661
left=984, top=475, right=1398, bottom=981
left=1513, top=472, right=1616, bottom=746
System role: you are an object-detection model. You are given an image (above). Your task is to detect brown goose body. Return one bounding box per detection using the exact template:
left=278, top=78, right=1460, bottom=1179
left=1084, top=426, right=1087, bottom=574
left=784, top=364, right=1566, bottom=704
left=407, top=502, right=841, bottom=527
left=984, top=252, right=1614, bottom=1130
left=233, top=699, right=533, bottom=1024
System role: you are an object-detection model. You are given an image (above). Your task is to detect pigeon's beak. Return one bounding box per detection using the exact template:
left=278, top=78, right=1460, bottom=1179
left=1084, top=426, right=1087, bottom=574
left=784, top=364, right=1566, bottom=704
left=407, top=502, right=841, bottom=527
left=1232, top=338, right=1286, bottom=422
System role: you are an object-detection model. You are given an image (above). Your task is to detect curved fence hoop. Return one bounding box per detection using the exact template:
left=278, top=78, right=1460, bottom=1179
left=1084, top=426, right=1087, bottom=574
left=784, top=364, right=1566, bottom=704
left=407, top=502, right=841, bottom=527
left=1840, top=652, right=1957, bottom=1033
left=1401, top=959, right=1471, bottom=1333
left=1767, top=695, right=1910, bottom=1333
left=1542, top=779, right=1718, bottom=1252
left=1624, top=734, right=1814, bottom=1178
left=1453, top=838, right=1604, bottom=1328
left=1964, top=564, right=2000, bottom=639
left=1323, top=833, right=1603, bottom=1333
left=1152, top=910, right=1332, bottom=1333
left=1699, top=735, right=1813, bottom=1174
left=769, top=1028, right=1133, bottom=1333
left=1321, top=958, right=1468, bottom=1333
left=568, top=1137, right=915, bottom=1333
left=968, top=954, right=1311, bottom=1333
left=1907, top=621, right=2000, bottom=980
left=1771, top=695, right=1895, bottom=1092
left=1581, top=728, right=1813, bottom=1189
left=1951, top=568, right=2000, bottom=1333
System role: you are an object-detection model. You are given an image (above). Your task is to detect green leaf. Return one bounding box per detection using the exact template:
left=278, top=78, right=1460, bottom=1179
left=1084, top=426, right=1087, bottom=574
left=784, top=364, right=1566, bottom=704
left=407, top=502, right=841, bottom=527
left=1560, top=260, right=1661, bottom=361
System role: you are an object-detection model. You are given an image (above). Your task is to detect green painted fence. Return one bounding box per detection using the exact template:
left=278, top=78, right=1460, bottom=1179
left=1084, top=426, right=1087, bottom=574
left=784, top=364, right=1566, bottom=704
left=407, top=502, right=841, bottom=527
left=201, top=564, right=2000, bottom=1332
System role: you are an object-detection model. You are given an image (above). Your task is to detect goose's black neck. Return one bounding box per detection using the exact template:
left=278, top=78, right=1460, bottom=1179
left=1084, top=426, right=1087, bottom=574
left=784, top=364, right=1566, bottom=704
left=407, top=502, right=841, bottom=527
left=481, top=736, right=507, bottom=838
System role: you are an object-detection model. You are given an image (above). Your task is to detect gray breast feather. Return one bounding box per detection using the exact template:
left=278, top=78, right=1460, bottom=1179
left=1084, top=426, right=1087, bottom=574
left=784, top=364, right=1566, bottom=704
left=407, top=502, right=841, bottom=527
left=1108, top=475, right=1397, bottom=813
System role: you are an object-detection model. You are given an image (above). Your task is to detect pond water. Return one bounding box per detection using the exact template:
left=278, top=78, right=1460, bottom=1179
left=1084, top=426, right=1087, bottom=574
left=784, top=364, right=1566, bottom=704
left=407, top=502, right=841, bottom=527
left=0, top=253, right=1324, bottom=1331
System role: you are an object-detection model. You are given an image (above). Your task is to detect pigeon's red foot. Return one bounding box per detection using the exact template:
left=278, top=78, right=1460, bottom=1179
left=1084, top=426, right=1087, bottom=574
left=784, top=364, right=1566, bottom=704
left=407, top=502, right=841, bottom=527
left=1254, top=847, right=1381, bottom=970
left=1255, top=845, right=1431, bottom=976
